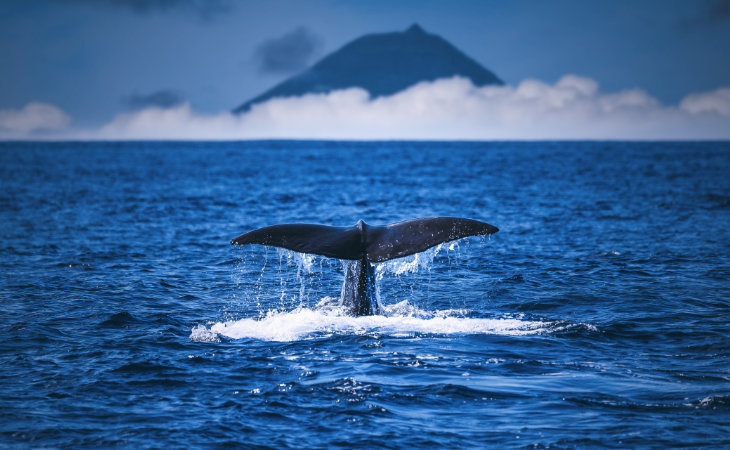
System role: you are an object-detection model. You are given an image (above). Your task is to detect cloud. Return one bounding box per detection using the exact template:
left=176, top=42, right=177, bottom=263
left=0, top=102, right=71, bottom=138
left=70, top=0, right=232, bottom=18
left=88, top=75, right=730, bottom=141
left=680, top=87, right=730, bottom=115
left=704, top=0, right=730, bottom=23
left=123, top=89, right=185, bottom=109
left=681, top=0, right=730, bottom=27
left=254, top=27, right=323, bottom=75
left=5, top=76, right=730, bottom=141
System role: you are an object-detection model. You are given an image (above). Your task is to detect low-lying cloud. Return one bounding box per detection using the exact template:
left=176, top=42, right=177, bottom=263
left=0, top=102, right=71, bottom=138
left=679, top=87, right=730, bottom=115
left=94, top=75, right=730, bottom=140
left=3, top=75, right=730, bottom=140
left=254, top=27, right=323, bottom=75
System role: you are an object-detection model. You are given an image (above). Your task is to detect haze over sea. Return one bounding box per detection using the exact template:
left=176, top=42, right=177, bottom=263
left=1, top=140, right=728, bottom=448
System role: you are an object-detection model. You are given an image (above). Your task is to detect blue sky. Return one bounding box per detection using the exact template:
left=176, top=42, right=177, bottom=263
left=1, top=0, right=729, bottom=138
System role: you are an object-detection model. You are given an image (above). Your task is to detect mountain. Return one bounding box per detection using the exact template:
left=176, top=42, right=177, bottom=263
left=234, top=24, right=503, bottom=113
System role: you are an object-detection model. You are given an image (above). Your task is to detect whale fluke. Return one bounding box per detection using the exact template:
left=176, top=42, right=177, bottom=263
left=230, top=217, right=498, bottom=316
left=364, top=217, right=498, bottom=262
left=231, top=217, right=498, bottom=262
left=231, top=223, right=363, bottom=260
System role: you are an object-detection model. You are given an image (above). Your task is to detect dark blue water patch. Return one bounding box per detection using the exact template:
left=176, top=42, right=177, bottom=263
left=99, top=311, right=139, bottom=328
left=1, top=141, right=729, bottom=448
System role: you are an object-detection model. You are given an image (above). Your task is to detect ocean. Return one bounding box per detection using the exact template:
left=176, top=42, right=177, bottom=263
left=1, top=141, right=728, bottom=448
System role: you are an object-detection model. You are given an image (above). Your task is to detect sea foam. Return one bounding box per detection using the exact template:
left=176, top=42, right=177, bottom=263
left=190, top=300, right=552, bottom=342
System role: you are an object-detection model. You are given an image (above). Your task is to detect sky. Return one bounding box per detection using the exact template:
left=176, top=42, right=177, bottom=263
left=1, top=0, right=729, bottom=140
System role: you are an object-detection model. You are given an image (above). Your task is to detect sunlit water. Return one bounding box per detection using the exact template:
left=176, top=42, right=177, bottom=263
left=1, top=141, right=728, bottom=447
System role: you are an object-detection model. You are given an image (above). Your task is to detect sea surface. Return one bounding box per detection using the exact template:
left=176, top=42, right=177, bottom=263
left=1, top=141, right=728, bottom=448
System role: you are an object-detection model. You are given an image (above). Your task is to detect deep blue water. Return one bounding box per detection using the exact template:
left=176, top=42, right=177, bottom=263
left=1, top=141, right=729, bottom=448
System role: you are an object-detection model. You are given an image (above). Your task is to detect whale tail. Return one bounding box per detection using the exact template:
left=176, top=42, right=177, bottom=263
left=230, top=217, right=498, bottom=262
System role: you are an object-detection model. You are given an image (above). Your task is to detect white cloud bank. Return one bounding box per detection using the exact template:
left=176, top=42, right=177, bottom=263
left=0, top=102, right=71, bottom=138
left=4, top=76, right=730, bottom=140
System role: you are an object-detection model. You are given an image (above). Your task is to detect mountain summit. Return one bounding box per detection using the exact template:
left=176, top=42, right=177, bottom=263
left=234, top=24, right=503, bottom=113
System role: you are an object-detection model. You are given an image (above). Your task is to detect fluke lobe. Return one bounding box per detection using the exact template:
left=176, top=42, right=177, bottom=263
left=231, top=217, right=499, bottom=316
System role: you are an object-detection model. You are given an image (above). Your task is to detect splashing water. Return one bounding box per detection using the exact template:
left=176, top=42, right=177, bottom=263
left=190, top=300, right=557, bottom=342
left=194, top=243, right=588, bottom=343
left=277, top=248, right=318, bottom=304
left=196, top=241, right=525, bottom=342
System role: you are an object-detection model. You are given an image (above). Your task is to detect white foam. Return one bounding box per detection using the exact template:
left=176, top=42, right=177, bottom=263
left=190, top=324, right=221, bottom=343
left=190, top=302, right=552, bottom=342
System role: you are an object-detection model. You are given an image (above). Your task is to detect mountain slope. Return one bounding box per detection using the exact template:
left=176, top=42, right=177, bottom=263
left=234, top=24, right=503, bottom=113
